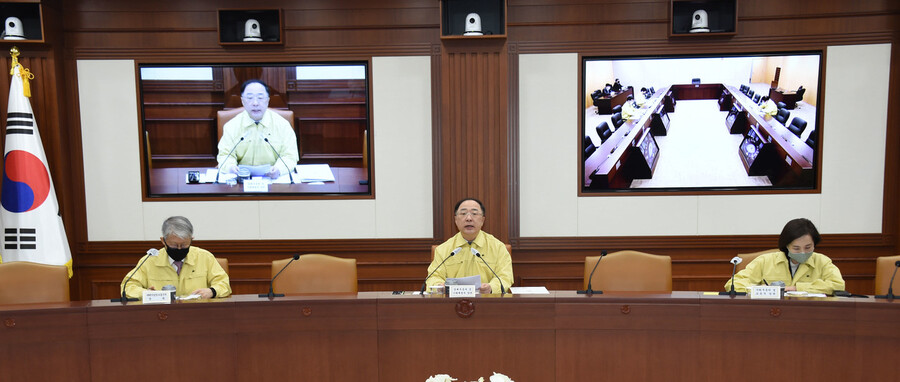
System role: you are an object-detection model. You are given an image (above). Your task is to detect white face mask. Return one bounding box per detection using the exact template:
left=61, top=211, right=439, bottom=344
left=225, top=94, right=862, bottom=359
left=788, top=251, right=813, bottom=264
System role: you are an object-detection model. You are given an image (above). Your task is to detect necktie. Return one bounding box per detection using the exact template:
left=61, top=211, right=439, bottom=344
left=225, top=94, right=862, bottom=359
left=174, top=260, right=183, bottom=275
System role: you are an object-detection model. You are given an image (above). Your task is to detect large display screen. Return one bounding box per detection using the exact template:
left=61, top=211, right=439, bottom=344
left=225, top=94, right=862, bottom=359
left=138, top=63, right=371, bottom=198
left=581, top=52, right=822, bottom=193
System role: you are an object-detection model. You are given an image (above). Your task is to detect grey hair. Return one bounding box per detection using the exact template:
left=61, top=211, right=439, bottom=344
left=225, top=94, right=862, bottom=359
left=161, top=216, right=193, bottom=240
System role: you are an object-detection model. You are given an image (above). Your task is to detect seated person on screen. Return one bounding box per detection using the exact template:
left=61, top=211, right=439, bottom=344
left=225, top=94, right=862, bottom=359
left=121, top=216, right=231, bottom=299
left=610, top=78, right=623, bottom=93
left=426, top=198, right=513, bottom=294
left=724, top=218, right=845, bottom=295
left=622, top=95, right=638, bottom=119
left=759, top=96, right=778, bottom=117
left=216, top=79, right=299, bottom=179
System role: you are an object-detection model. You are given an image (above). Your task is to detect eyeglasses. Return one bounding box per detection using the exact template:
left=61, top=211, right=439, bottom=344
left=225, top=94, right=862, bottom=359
left=241, top=95, right=269, bottom=103
left=455, top=210, right=483, bottom=217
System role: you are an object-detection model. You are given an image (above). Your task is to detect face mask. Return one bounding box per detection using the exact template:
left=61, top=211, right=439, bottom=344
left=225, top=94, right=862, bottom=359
left=788, top=251, right=813, bottom=264
left=165, top=242, right=189, bottom=262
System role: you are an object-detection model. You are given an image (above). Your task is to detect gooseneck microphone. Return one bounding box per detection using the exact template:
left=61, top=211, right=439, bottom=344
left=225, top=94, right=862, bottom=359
left=577, top=250, right=607, bottom=295
left=472, top=248, right=505, bottom=295
left=112, top=248, right=159, bottom=303
left=259, top=133, right=296, bottom=184
left=259, top=253, right=301, bottom=298
left=420, top=247, right=462, bottom=294
left=720, top=256, right=747, bottom=296
left=216, top=131, right=250, bottom=183
left=875, top=260, right=900, bottom=299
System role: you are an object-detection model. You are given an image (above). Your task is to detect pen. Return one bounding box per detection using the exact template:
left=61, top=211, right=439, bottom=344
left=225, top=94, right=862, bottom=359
left=762, top=279, right=769, bottom=286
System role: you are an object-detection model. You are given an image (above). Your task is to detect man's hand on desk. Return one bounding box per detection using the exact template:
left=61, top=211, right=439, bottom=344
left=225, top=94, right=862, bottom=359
left=265, top=166, right=281, bottom=179
left=479, top=283, right=492, bottom=294
left=191, top=288, right=214, bottom=299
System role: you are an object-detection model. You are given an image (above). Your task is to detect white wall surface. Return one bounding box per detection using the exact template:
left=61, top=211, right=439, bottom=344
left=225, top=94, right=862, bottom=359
left=519, top=43, right=891, bottom=237
left=78, top=56, right=433, bottom=241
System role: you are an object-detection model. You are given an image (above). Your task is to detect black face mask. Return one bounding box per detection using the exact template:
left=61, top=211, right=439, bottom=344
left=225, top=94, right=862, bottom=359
left=164, top=241, right=189, bottom=262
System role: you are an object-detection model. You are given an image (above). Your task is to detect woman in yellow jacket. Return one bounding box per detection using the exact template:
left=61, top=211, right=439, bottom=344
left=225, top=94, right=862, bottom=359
left=725, top=218, right=845, bottom=295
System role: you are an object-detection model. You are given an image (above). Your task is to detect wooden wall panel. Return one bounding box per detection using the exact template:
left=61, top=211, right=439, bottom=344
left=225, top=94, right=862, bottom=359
left=30, top=0, right=900, bottom=300
left=437, top=40, right=510, bottom=242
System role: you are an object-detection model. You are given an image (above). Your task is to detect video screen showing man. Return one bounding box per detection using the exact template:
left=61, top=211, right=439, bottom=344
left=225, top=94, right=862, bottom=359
left=121, top=216, right=231, bottom=299
left=216, top=79, right=299, bottom=179
left=425, top=198, right=513, bottom=294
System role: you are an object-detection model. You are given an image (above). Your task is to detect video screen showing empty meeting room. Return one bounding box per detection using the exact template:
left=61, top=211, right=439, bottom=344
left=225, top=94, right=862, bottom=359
left=139, top=63, right=372, bottom=197
left=581, top=52, right=821, bottom=193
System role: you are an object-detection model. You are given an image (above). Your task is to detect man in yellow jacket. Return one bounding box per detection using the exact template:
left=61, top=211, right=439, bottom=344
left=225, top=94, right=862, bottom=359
left=121, top=216, right=231, bottom=299
left=426, top=198, right=513, bottom=294
left=725, top=218, right=845, bottom=295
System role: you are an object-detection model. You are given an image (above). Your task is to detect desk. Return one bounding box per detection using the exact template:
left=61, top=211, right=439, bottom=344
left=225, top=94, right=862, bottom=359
left=149, top=167, right=369, bottom=195
left=584, top=87, right=666, bottom=188
left=593, top=88, right=633, bottom=114
left=3, top=293, right=897, bottom=381
left=728, top=85, right=814, bottom=185
left=769, top=88, right=803, bottom=109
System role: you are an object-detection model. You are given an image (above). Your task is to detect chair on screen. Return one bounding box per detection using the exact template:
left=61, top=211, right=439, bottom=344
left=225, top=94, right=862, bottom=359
left=584, top=135, right=597, bottom=160
left=216, top=257, right=229, bottom=275
left=774, top=108, right=791, bottom=125
left=787, top=117, right=807, bottom=138
left=611, top=112, right=624, bottom=129
left=874, top=255, right=900, bottom=296
left=216, top=108, right=295, bottom=139
left=805, top=128, right=817, bottom=148
left=596, top=122, right=613, bottom=143
left=271, top=254, right=357, bottom=294
left=611, top=104, right=622, bottom=114
left=0, top=261, right=70, bottom=305
left=735, top=249, right=777, bottom=273
left=583, top=250, right=672, bottom=292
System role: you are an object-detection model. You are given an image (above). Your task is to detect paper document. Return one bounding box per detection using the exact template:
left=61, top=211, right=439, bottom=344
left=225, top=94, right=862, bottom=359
left=445, top=275, right=481, bottom=286
left=784, top=291, right=826, bottom=298
left=510, top=286, right=549, bottom=295
left=296, top=164, right=335, bottom=183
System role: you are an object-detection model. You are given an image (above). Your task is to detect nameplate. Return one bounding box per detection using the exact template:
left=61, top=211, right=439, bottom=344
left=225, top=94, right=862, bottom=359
left=243, top=179, right=269, bottom=192
left=142, top=290, right=173, bottom=304
left=749, top=285, right=782, bottom=300
left=448, top=285, right=476, bottom=298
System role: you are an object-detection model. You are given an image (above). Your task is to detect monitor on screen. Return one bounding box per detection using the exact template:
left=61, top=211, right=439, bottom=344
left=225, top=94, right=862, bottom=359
left=581, top=51, right=822, bottom=194
left=138, top=62, right=371, bottom=198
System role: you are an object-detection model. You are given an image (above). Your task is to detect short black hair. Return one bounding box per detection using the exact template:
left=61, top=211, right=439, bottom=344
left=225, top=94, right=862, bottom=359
left=778, top=218, right=821, bottom=254
left=241, top=79, right=270, bottom=96
left=454, top=198, right=485, bottom=216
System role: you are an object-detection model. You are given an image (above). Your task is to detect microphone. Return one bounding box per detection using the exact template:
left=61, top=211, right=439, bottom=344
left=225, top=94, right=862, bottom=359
left=216, top=131, right=251, bottom=183
left=420, top=247, right=462, bottom=294
left=875, top=260, right=900, bottom=299
left=577, top=250, right=607, bottom=295
left=472, top=248, right=505, bottom=295
left=259, top=133, right=296, bottom=184
left=720, top=256, right=747, bottom=296
left=111, top=248, right=159, bottom=303
left=259, top=253, right=301, bottom=298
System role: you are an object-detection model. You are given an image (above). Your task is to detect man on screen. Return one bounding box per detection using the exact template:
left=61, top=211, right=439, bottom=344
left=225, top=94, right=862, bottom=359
left=216, top=79, right=299, bottom=179
left=426, top=198, right=513, bottom=294
left=121, top=216, right=231, bottom=299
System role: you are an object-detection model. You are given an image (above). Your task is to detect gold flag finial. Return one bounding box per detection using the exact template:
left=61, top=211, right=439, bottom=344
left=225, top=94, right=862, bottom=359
left=8, top=46, right=33, bottom=97
left=10, top=46, right=20, bottom=74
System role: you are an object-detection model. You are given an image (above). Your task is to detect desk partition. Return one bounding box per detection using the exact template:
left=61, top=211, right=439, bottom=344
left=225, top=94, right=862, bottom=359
left=1, top=292, right=897, bottom=381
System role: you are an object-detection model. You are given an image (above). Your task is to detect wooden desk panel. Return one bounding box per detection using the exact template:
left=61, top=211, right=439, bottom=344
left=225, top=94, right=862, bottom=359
left=1, top=293, right=897, bottom=381
left=87, top=300, right=236, bottom=382
left=149, top=167, right=369, bottom=195
left=232, top=295, right=378, bottom=381
left=0, top=303, right=91, bottom=382
left=555, top=292, right=700, bottom=382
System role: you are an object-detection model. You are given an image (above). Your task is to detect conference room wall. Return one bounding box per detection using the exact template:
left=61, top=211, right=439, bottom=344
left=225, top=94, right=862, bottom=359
left=77, top=56, right=434, bottom=241
left=520, top=43, right=890, bottom=237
